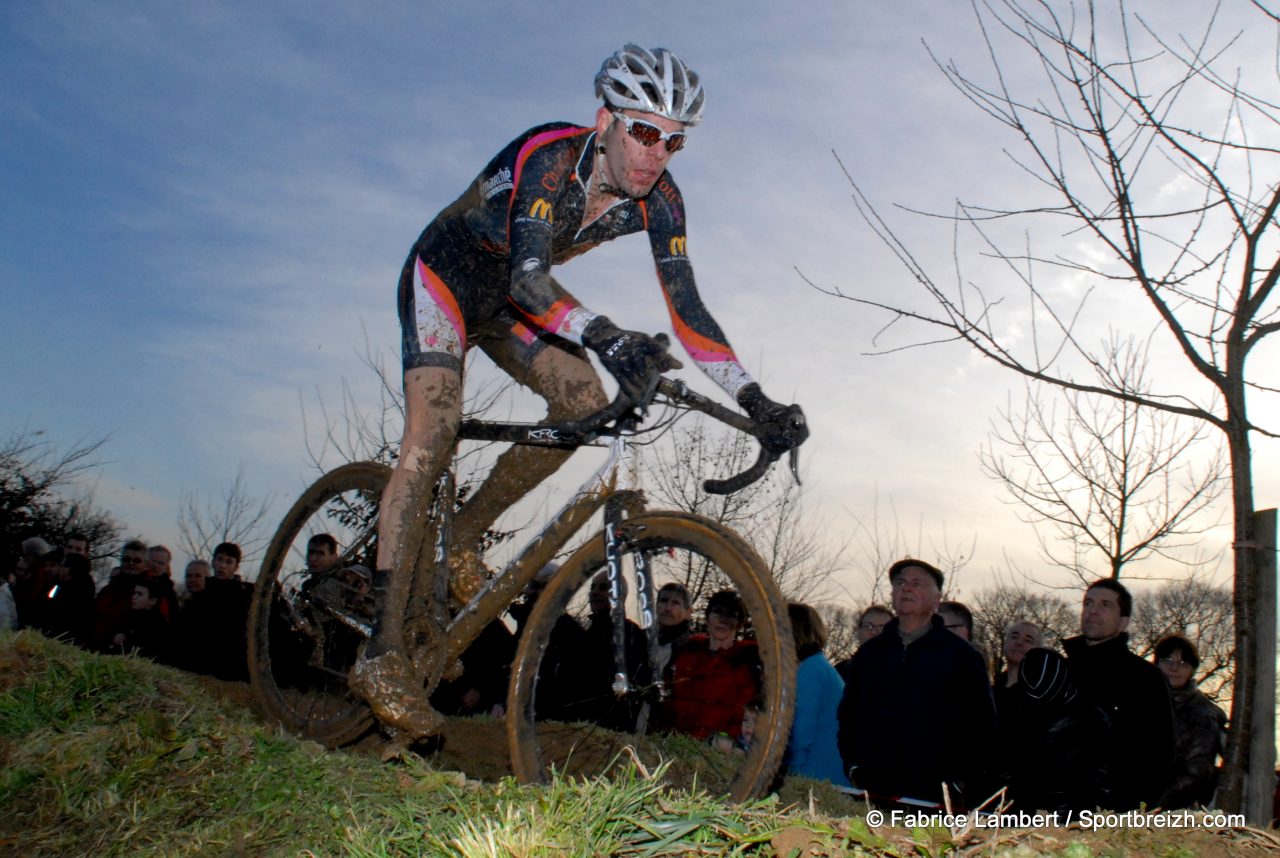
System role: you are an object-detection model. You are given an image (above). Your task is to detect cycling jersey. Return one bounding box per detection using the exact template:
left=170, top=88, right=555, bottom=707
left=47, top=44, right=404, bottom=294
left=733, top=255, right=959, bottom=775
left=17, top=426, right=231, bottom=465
left=398, top=122, right=754, bottom=398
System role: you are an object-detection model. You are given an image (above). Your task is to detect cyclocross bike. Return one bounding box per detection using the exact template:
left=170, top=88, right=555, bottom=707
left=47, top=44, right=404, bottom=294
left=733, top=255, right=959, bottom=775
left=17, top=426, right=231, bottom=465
left=247, top=377, right=800, bottom=801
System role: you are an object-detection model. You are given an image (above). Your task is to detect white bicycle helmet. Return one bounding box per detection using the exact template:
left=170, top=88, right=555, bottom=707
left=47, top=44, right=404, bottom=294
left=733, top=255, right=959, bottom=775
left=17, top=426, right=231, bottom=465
left=595, top=44, right=704, bottom=126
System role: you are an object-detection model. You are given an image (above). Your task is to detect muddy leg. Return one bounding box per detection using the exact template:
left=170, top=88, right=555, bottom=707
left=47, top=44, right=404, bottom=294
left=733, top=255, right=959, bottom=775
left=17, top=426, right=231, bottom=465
left=448, top=341, right=608, bottom=579
left=351, top=366, right=461, bottom=737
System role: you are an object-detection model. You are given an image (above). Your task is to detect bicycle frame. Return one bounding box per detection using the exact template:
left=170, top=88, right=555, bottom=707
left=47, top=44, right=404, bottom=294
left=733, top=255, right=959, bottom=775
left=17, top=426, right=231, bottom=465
left=332, top=376, right=779, bottom=703
left=433, top=431, right=647, bottom=685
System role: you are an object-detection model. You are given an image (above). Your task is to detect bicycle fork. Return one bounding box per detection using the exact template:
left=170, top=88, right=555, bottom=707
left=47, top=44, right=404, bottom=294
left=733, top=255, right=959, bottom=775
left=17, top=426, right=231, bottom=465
left=602, top=490, right=664, bottom=719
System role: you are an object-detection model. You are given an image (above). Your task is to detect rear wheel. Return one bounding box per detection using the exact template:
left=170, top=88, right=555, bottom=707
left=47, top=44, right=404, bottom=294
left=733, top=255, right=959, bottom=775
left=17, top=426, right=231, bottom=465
left=506, top=511, right=795, bottom=801
left=248, top=462, right=388, bottom=746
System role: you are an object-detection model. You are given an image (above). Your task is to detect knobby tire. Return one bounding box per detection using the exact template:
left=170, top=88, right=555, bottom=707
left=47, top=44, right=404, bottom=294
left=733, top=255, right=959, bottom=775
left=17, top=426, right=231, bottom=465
left=248, top=461, right=389, bottom=746
left=506, top=511, right=796, bottom=802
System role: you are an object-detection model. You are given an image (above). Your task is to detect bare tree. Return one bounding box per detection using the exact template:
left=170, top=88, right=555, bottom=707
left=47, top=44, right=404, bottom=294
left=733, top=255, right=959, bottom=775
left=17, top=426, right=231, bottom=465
left=819, top=604, right=863, bottom=663
left=845, top=486, right=979, bottom=606
left=644, top=417, right=848, bottom=608
left=0, top=428, right=121, bottom=569
left=299, top=329, right=512, bottom=472
left=813, top=2, right=1280, bottom=807
left=176, top=464, right=275, bottom=569
left=981, top=342, right=1225, bottom=586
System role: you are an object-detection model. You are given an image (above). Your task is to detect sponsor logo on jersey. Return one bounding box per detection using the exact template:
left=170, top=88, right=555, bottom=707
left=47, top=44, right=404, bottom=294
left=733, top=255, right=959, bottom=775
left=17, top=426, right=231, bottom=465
left=541, top=171, right=560, bottom=192
left=656, top=178, right=684, bottom=225
left=657, top=234, right=689, bottom=265
left=481, top=166, right=513, bottom=200
left=528, top=198, right=554, bottom=223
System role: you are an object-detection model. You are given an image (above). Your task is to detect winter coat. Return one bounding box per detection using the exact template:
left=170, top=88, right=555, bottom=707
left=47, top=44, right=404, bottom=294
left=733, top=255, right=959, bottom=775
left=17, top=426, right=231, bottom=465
left=1062, top=633, right=1175, bottom=810
left=784, top=652, right=850, bottom=786
left=1162, top=684, right=1227, bottom=809
left=1004, top=687, right=1115, bottom=813
left=663, top=635, right=761, bottom=739
left=836, top=614, right=997, bottom=806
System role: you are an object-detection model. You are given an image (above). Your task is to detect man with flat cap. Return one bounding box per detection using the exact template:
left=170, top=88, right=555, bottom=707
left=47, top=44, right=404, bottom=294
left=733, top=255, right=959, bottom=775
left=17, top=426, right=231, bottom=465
left=836, top=558, right=997, bottom=807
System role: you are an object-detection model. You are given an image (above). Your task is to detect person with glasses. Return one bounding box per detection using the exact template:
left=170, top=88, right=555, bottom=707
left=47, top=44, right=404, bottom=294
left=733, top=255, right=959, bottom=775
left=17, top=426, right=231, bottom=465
left=351, top=44, right=808, bottom=738
left=938, top=600, right=974, bottom=641
left=834, top=603, right=890, bottom=683
left=1153, top=634, right=1227, bottom=809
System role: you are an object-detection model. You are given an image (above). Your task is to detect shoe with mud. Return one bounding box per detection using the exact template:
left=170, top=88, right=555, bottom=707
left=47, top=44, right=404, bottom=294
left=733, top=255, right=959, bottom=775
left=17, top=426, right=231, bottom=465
left=349, top=650, right=445, bottom=738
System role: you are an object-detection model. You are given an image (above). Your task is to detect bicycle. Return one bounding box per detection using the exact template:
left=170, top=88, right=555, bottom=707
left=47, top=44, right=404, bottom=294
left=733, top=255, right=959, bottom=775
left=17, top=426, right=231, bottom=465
left=248, top=377, right=800, bottom=801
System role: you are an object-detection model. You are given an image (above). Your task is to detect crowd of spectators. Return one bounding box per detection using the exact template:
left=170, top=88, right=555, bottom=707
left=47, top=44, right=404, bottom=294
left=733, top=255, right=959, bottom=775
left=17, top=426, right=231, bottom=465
left=834, top=559, right=1229, bottom=814
left=4, top=534, right=254, bottom=682
left=2, top=534, right=1235, bottom=810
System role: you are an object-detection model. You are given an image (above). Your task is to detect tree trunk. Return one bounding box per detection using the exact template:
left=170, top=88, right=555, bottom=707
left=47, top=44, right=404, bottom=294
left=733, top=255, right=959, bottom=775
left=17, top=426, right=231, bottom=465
left=1218, top=418, right=1256, bottom=813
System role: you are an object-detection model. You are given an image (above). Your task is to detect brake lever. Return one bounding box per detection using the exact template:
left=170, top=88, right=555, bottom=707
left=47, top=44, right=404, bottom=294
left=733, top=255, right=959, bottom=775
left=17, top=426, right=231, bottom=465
left=788, top=446, right=802, bottom=486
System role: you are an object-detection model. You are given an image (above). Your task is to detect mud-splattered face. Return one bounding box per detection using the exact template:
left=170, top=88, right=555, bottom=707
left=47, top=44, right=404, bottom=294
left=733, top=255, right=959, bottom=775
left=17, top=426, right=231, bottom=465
left=595, top=106, right=684, bottom=199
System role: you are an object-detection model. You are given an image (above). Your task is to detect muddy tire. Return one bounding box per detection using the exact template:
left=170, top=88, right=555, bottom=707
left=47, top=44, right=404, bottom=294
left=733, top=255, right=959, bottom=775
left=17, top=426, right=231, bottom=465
left=506, top=511, right=795, bottom=802
left=249, top=462, right=389, bottom=746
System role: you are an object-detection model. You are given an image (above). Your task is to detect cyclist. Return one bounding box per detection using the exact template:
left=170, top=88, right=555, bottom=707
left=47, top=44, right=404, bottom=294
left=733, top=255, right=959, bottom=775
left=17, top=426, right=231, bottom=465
left=351, top=44, right=808, bottom=737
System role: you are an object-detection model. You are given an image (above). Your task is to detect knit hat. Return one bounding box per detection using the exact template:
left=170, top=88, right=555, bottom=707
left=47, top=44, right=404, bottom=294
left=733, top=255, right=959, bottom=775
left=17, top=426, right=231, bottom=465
left=1018, top=647, right=1077, bottom=707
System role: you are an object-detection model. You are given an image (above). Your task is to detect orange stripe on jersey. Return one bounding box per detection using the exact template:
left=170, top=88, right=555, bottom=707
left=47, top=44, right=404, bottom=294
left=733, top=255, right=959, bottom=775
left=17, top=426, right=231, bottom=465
left=662, top=289, right=737, bottom=363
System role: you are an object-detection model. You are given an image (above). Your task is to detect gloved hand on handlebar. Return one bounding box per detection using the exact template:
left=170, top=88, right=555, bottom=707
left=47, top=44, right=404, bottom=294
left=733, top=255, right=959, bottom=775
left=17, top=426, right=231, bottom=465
left=737, top=383, right=808, bottom=455
left=583, top=316, right=683, bottom=408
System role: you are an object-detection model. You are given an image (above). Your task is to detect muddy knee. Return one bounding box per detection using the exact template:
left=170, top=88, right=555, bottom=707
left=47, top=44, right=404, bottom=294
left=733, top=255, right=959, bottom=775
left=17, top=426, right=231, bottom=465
left=539, top=361, right=608, bottom=422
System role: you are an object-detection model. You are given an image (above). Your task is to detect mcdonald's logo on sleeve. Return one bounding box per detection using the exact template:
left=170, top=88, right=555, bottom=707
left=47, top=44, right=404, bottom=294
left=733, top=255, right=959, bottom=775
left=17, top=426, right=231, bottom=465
left=668, top=235, right=687, bottom=257
left=528, top=198, right=554, bottom=223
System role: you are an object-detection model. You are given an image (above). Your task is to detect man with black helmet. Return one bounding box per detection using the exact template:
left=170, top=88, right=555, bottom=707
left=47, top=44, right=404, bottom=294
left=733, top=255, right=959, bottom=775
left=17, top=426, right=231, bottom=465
left=351, top=45, right=808, bottom=737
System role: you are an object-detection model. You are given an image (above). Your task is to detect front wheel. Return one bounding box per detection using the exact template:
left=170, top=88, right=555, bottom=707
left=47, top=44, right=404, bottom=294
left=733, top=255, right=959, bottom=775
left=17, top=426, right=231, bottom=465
left=248, top=461, right=389, bottom=746
left=506, top=511, right=795, bottom=802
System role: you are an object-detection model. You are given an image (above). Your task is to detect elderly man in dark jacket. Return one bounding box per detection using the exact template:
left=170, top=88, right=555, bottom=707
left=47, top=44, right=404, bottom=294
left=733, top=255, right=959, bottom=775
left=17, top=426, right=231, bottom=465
left=836, top=559, right=997, bottom=808
left=1063, top=578, right=1174, bottom=811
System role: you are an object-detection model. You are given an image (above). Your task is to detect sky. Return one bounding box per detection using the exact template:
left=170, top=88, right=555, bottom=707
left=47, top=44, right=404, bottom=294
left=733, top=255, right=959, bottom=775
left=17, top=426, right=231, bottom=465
left=2, top=0, right=1278, bottom=608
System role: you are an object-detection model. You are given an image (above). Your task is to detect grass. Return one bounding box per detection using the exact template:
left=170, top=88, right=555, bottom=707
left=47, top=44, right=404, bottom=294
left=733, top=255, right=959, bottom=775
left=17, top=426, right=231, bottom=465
left=1, top=630, right=1275, bottom=857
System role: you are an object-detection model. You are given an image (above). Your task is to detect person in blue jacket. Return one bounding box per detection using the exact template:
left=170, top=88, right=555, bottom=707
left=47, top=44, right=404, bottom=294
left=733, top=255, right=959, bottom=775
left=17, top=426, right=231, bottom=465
left=784, top=602, right=850, bottom=786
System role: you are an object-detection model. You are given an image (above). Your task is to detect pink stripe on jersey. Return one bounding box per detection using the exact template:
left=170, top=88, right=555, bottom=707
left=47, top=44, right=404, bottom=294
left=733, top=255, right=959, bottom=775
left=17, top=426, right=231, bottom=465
left=681, top=341, right=735, bottom=363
